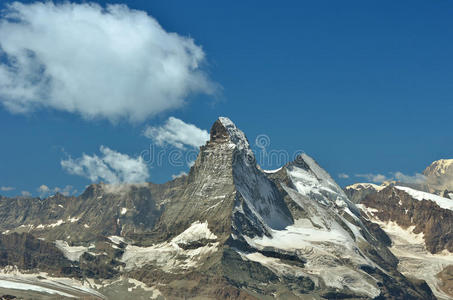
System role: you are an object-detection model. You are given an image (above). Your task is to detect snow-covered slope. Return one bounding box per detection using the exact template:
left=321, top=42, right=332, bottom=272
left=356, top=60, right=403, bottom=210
left=395, top=186, right=453, bottom=211
left=351, top=183, right=453, bottom=299
left=236, top=154, right=386, bottom=298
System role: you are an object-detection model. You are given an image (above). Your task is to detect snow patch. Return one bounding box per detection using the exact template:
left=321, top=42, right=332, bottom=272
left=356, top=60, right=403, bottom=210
left=108, top=236, right=125, bottom=245
left=263, top=167, right=282, bottom=174
left=346, top=183, right=385, bottom=192
left=121, top=221, right=218, bottom=272
left=55, top=240, right=88, bottom=262
left=171, top=221, right=217, bottom=245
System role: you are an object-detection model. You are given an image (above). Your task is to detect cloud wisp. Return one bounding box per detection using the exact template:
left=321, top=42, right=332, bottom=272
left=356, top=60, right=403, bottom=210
left=0, top=2, right=217, bottom=122
left=143, top=117, right=209, bottom=149
left=338, top=173, right=349, bottom=179
left=355, top=173, right=390, bottom=183
left=0, top=186, right=15, bottom=191
left=61, top=146, right=149, bottom=184
left=37, top=184, right=76, bottom=197
left=355, top=172, right=426, bottom=184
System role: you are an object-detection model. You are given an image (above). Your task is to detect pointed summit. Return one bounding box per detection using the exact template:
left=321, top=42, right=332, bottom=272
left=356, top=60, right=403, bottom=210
left=209, top=117, right=251, bottom=151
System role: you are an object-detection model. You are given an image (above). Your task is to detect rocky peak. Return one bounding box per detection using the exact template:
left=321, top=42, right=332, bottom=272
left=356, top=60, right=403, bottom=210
left=209, top=118, right=230, bottom=142
left=217, top=117, right=251, bottom=150
left=424, top=159, right=453, bottom=177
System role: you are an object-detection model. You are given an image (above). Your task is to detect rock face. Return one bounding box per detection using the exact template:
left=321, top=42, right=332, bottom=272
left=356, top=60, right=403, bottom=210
left=0, top=118, right=436, bottom=299
left=346, top=183, right=453, bottom=299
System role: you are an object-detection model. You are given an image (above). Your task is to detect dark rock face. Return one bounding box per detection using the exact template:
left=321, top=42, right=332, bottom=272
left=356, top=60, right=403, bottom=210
left=0, top=233, right=75, bottom=275
left=437, top=265, right=453, bottom=298
left=0, top=118, right=436, bottom=299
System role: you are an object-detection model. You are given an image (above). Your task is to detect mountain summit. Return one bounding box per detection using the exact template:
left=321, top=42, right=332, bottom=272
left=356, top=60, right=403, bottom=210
left=0, top=118, right=435, bottom=299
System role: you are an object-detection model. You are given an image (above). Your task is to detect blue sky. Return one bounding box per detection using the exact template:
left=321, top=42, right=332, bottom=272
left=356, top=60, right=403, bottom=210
left=0, top=0, right=452, bottom=197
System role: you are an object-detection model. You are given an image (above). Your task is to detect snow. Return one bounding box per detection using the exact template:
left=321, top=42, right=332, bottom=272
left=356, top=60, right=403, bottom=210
left=48, top=219, right=64, bottom=228
left=121, top=221, right=218, bottom=271
left=0, top=279, right=76, bottom=298
left=238, top=249, right=380, bottom=298
left=126, top=278, right=162, bottom=298
left=55, top=240, right=88, bottom=261
left=426, top=159, right=453, bottom=176
left=345, top=182, right=385, bottom=191
left=237, top=251, right=309, bottom=279
left=262, top=167, right=282, bottom=174
left=0, top=266, right=105, bottom=299
left=35, top=217, right=79, bottom=230
left=287, top=154, right=361, bottom=217
left=372, top=219, right=453, bottom=300
left=224, top=118, right=293, bottom=232
left=356, top=204, right=379, bottom=217
left=218, top=117, right=252, bottom=154
left=171, top=221, right=217, bottom=245
left=108, top=236, right=125, bottom=245
left=234, top=152, right=387, bottom=298
left=395, top=186, right=453, bottom=211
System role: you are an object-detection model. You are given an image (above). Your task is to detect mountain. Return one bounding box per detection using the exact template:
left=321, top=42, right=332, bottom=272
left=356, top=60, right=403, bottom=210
left=424, top=159, right=453, bottom=196
left=0, top=117, right=435, bottom=299
left=346, top=181, right=453, bottom=299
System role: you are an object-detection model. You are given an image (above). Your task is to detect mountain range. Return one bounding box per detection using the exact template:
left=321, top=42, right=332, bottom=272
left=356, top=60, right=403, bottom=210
left=0, top=117, right=451, bottom=299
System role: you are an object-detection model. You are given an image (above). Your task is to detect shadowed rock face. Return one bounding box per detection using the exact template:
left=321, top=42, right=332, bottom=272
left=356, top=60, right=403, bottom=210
left=0, top=118, right=436, bottom=299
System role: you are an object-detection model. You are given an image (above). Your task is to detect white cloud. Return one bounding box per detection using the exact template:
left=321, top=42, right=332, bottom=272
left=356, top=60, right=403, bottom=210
left=172, top=171, right=187, bottom=179
left=0, top=2, right=216, bottom=122
left=0, top=186, right=15, bottom=191
left=21, top=190, right=31, bottom=197
left=338, top=173, right=349, bottom=179
left=143, top=117, right=209, bottom=149
left=61, top=146, right=149, bottom=184
left=393, top=172, right=426, bottom=184
left=355, top=172, right=427, bottom=184
left=53, top=185, right=76, bottom=196
left=38, top=184, right=76, bottom=197
left=37, top=184, right=50, bottom=197
left=355, top=173, right=390, bottom=183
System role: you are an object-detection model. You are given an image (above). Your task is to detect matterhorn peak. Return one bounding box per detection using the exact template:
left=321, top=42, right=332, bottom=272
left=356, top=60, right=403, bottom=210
left=209, top=117, right=251, bottom=151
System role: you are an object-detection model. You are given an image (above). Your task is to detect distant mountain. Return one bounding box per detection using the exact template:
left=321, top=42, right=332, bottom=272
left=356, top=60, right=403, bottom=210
left=346, top=180, right=453, bottom=299
left=424, top=159, right=453, bottom=196
left=0, top=118, right=435, bottom=299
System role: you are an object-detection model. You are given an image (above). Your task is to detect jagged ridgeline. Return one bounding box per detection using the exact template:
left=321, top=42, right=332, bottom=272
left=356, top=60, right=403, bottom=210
left=0, top=118, right=435, bottom=299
